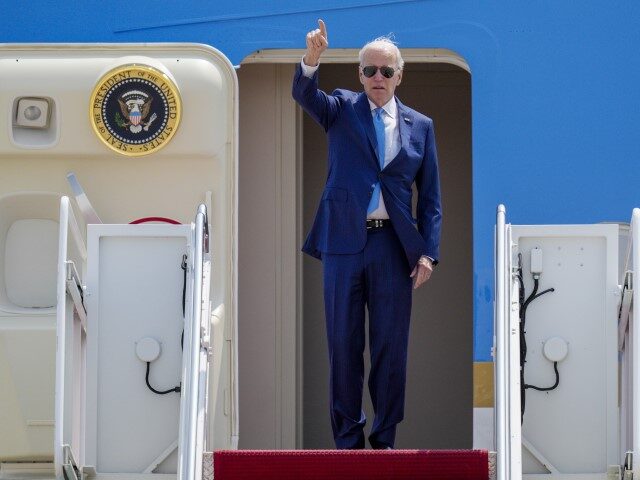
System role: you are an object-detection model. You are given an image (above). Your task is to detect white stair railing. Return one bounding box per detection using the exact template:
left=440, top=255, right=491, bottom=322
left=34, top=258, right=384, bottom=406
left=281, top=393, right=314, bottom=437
left=178, top=204, right=212, bottom=480
left=632, top=209, right=640, bottom=477
left=494, top=205, right=522, bottom=480
left=619, top=269, right=632, bottom=465
left=620, top=208, right=640, bottom=477
left=55, top=196, right=88, bottom=479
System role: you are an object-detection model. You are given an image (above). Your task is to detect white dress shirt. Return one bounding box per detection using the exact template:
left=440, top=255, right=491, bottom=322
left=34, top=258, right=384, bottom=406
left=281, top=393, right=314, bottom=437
left=366, top=97, right=400, bottom=220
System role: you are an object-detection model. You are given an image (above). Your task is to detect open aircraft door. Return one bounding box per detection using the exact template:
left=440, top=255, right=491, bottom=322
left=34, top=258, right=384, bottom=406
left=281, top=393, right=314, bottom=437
left=1, top=44, right=238, bottom=480
left=495, top=205, right=630, bottom=479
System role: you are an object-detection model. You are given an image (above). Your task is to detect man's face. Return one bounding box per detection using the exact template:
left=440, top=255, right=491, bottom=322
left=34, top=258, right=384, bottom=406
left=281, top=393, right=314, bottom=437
left=359, top=46, right=403, bottom=108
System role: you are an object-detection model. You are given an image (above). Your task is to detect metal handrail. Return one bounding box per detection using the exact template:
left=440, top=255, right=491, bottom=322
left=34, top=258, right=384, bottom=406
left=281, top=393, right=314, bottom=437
left=632, top=209, right=640, bottom=472
left=494, top=204, right=523, bottom=479
left=178, top=204, right=209, bottom=480
left=61, top=445, right=81, bottom=480
left=495, top=205, right=507, bottom=480
left=55, top=197, right=89, bottom=479
left=54, top=197, right=70, bottom=479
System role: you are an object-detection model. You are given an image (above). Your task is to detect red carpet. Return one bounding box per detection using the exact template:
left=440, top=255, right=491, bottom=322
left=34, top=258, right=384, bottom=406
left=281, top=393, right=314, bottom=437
left=213, top=449, right=488, bottom=480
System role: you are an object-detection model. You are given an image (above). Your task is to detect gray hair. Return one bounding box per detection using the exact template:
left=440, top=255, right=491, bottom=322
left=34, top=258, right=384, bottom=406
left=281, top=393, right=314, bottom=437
left=358, top=35, right=405, bottom=70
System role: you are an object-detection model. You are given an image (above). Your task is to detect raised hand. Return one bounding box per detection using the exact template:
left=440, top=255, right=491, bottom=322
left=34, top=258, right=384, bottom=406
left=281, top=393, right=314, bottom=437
left=304, top=19, right=328, bottom=67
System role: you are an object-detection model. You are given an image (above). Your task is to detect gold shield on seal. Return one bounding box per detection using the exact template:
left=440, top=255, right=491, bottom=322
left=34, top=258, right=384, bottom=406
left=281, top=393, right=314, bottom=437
left=90, top=64, right=181, bottom=156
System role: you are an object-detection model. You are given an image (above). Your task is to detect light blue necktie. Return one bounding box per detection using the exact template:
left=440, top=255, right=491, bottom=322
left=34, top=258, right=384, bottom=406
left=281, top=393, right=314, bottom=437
left=367, top=108, right=386, bottom=214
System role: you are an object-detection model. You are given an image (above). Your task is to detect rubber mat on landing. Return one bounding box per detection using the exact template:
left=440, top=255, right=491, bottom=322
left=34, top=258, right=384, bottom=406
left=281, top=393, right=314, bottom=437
left=213, top=449, right=488, bottom=480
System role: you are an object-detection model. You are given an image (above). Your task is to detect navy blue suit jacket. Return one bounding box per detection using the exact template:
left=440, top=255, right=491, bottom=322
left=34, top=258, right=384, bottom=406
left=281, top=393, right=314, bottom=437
left=293, top=64, right=442, bottom=268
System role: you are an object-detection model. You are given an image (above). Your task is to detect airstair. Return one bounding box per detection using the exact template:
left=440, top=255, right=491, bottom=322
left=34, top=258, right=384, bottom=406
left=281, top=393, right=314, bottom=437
left=55, top=200, right=213, bottom=480
left=494, top=205, right=639, bottom=479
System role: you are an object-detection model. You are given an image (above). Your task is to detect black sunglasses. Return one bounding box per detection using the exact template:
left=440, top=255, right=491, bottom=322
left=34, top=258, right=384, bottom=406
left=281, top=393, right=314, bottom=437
left=361, top=65, right=397, bottom=79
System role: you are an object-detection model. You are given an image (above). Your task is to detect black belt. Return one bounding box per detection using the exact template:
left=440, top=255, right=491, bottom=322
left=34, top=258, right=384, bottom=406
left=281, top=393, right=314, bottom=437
left=366, top=219, right=391, bottom=229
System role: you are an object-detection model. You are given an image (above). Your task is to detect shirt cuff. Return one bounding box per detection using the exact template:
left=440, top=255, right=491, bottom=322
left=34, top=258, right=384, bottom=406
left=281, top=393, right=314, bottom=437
left=300, top=57, right=319, bottom=78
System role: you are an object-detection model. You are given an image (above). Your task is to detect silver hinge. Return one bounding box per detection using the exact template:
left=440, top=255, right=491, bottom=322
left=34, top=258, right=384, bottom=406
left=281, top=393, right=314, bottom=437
left=623, top=451, right=633, bottom=480
left=201, top=331, right=213, bottom=359
left=618, top=272, right=634, bottom=352
left=62, top=445, right=82, bottom=480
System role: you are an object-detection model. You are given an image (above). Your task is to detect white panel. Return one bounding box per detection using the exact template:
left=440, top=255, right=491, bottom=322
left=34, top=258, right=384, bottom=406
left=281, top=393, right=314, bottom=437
left=5, top=219, right=58, bottom=308
left=513, top=225, right=619, bottom=474
left=473, top=407, right=494, bottom=450
left=85, top=225, right=190, bottom=474
left=0, top=192, right=60, bottom=314
left=0, top=319, right=56, bottom=461
left=0, top=193, right=61, bottom=463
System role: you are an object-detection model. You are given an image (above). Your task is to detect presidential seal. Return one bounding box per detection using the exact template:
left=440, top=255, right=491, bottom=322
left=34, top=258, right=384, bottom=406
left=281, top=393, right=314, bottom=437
left=90, top=64, right=181, bottom=156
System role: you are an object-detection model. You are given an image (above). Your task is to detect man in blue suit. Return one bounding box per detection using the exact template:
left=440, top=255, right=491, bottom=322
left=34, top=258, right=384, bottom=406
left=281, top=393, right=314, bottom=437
left=293, top=20, right=442, bottom=449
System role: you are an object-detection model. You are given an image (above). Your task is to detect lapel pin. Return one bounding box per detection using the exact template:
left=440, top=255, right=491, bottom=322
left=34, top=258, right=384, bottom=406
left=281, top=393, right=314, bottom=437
left=404, top=116, right=411, bottom=122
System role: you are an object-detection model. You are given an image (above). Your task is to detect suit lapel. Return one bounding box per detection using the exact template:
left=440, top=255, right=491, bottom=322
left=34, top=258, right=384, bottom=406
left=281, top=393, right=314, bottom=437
left=383, top=97, right=412, bottom=171
left=355, top=93, right=381, bottom=166
left=396, top=98, right=412, bottom=152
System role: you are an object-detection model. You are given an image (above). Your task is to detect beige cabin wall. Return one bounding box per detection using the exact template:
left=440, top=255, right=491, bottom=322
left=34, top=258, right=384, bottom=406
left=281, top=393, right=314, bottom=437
left=237, top=63, right=300, bottom=449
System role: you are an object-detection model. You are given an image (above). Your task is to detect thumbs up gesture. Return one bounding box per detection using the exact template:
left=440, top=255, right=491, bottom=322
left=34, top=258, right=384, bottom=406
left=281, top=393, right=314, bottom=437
left=304, top=19, right=328, bottom=67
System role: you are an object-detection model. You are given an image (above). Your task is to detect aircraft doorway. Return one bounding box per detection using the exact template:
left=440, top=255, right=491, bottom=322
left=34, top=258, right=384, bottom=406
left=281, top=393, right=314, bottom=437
left=237, top=55, right=472, bottom=449
left=301, top=61, right=472, bottom=448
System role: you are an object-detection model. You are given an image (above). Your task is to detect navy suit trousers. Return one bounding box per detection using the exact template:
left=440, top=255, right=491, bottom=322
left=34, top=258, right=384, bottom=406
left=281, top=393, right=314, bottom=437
left=322, top=225, right=412, bottom=449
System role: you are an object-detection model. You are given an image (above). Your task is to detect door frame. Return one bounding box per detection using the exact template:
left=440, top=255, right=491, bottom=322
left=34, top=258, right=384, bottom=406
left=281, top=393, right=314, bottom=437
left=240, top=48, right=470, bottom=449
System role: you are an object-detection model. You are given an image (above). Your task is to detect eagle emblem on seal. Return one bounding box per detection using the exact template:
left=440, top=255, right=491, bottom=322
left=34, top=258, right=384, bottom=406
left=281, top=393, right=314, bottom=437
left=116, top=90, right=157, bottom=134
